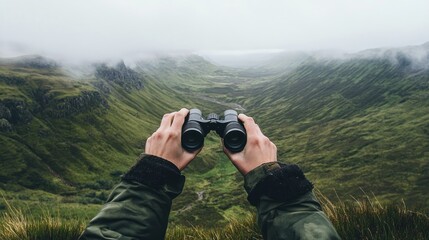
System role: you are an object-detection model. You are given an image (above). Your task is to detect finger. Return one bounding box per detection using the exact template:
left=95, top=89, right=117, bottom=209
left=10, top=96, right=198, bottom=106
left=159, top=112, right=176, bottom=130
left=171, top=108, right=189, bottom=130
left=238, top=113, right=260, bottom=136
left=144, top=137, right=151, bottom=152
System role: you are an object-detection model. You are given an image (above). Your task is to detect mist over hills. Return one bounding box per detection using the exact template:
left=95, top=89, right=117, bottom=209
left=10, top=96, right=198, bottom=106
left=0, top=42, right=428, bottom=225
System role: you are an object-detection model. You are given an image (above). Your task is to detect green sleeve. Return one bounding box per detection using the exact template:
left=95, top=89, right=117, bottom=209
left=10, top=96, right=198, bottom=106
left=244, top=162, right=341, bottom=240
left=79, top=155, right=185, bottom=240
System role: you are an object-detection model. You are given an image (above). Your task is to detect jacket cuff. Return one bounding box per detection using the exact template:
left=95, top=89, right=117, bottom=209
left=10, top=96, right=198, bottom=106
left=122, top=154, right=185, bottom=190
left=244, top=162, right=314, bottom=206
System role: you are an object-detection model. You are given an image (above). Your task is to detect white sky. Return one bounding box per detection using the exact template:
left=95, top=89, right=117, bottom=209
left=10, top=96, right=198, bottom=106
left=1, top=0, right=429, bottom=61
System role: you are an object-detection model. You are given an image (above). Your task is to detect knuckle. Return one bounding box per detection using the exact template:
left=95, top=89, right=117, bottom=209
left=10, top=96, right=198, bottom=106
left=153, top=131, right=164, bottom=139
left=249, top=137, right=261, bottom=146
left=263, top=136, right=270, bottom=144
left=163, top=113, right=170, bottom=118
left=168, top=130, right=179, bottom=138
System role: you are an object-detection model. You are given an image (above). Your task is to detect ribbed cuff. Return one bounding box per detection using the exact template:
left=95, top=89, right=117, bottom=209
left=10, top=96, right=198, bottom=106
left=244, top=162, right=313, bottom=206
left=122, top=154, right=185, bottom=189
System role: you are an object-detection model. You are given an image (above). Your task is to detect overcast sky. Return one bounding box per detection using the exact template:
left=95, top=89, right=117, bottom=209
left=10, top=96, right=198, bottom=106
left=1, top=0, right=429, bottom=61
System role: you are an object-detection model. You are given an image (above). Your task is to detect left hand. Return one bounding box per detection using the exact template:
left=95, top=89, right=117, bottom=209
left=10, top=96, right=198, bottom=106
left=145, top=108, right=201, bottom=170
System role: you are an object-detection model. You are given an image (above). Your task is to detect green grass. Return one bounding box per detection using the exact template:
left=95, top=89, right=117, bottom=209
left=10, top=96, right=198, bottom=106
left=317, top=191, right=429, bottom=240
left=0, top=201, right=85, bottom=240
left=1, top=193, right=428, bottom=240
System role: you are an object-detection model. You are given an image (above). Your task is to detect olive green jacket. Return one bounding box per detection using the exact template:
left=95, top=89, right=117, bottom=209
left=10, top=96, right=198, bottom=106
left=79, top=155, right=340, bottom=240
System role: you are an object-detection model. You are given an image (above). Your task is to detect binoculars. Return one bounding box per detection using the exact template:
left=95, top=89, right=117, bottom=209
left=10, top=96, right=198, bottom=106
left=181, top=109, right=247, bottom=152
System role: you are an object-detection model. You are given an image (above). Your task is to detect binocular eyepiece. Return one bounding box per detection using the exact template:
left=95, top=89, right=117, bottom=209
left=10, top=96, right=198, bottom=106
left=182, top=109, right=247, bottom=152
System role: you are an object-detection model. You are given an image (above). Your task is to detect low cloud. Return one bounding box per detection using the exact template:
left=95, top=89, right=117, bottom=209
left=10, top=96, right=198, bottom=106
left=1, top=0, right=429, bottom=62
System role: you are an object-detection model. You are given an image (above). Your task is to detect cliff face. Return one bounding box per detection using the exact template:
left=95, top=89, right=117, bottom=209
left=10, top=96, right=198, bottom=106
left=95, top=61, right=144, bottom=91
left=0, top=100, right=32, bottom=129
left=44, top=91, right=108, bottom=118
left=0, top=59, right=149, bottom=132
left=0, top=67, right=110, bottom=132
left=0, top=89, right=108, bottom=130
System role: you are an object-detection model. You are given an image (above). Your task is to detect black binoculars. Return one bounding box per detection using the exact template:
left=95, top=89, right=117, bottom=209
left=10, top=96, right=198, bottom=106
left=181, top=109, right=247, bottom=152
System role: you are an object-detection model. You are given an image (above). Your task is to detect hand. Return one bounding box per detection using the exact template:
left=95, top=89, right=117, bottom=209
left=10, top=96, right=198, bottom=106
left=145, top=108, right=201, bottom=170
left=223, top=113, right=277, bottom=175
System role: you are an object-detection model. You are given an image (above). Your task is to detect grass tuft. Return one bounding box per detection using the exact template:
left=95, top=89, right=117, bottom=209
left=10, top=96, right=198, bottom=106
left=316, top=190, right=429, bottom=240
left=166, top=214, right=261, bottom=240
left=0, top=200, right=85, bottom=240
left=2, top=192, right=427, bottom=239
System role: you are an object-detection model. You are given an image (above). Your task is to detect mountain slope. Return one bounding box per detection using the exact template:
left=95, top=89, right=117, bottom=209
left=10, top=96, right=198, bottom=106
left=0, top=57, right=219, bottom=192
left=239, top=54, right=429, bottom=205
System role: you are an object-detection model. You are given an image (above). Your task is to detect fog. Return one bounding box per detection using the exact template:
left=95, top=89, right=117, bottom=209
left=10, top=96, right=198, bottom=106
left=1, top=0, right=429, bottom=63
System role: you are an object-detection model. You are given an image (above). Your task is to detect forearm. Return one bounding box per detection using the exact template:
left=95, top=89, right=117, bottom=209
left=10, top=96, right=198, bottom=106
left=245, top=162, right=340, bottom=240
left=79, top=155, right=185, bottom=240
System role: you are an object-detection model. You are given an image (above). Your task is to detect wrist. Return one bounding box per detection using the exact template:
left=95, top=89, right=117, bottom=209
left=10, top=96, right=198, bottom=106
left=244, top=162, right=280, bottom=192
left=244, top=162, right=313, bottom=206
left=122, top=154, right=185, bottom=191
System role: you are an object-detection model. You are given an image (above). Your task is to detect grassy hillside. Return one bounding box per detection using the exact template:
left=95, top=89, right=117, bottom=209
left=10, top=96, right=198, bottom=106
left=0, top=62, right=173, bottom=191
left=237, top=57, right=429, bottom=206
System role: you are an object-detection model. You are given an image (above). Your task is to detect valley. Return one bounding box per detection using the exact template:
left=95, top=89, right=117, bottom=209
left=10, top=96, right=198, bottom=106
left=1, top=43, right=429, bottom=227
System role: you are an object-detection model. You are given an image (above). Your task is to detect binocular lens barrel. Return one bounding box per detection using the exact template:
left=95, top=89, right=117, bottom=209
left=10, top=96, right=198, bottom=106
left=223, top=122, right=247, bottom=152
left=182, top=121, right=204, bottom=151
left=223, top=110, right=238, bottom=121
left=188, top=109, right=203, bottom=121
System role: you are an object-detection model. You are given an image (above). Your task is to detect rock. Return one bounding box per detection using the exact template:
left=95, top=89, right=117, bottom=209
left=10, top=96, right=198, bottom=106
left=0, top=99, right=33, bottom=124
left=0, top=104, right=12, bottom=120
left=92, top=81, right=112, bottom=95
left=0, top=118, right=12, bottom=132
left=46, top=90, right=108, bottom=118
left=95, top=61, right=144, bottom=91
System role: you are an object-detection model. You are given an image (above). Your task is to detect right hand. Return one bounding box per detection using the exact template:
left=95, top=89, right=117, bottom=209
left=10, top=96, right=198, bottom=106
left=223, top=113, right=277, bottom=175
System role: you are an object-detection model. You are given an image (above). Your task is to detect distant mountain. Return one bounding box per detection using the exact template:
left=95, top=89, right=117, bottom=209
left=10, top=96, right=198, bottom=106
left=243, top=42, right=429, bottom=78
left=353, top=42, right=429, bottom=69
left=0, top=55, right=58, bottom=69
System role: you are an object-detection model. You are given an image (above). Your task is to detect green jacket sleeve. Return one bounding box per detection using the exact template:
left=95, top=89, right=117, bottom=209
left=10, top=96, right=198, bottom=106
left=79, top=155, right=185, bottom=240
left=244, top=162, right=341, bottom=240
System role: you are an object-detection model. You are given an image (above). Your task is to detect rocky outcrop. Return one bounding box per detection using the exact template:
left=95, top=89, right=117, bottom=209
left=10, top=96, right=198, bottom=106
left=0, top=100, right=33, bottom=124
left=95, top=61, right=144, bottom=91
left=45, top=90, right=108, bottom=118
left=92, top=81, right=112, bottom=95
left=0, top=118, right=12, bottom=132
left=0, top=104, right=12, bottom=119
left=0, top=89, right=108, bottom=123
